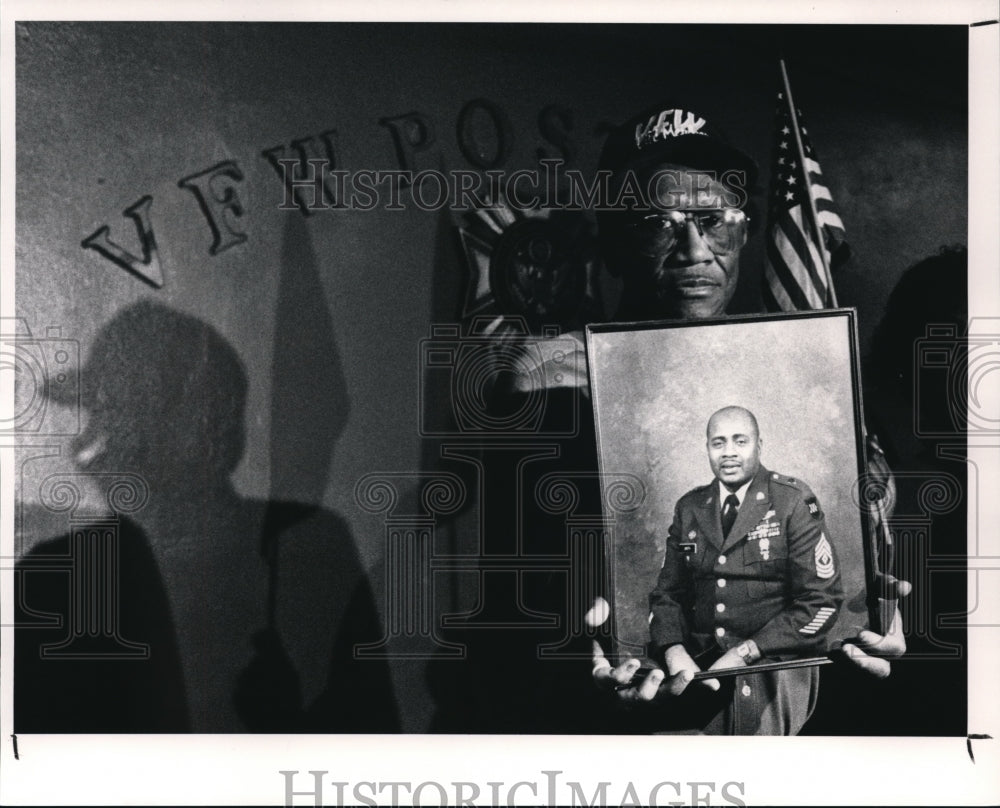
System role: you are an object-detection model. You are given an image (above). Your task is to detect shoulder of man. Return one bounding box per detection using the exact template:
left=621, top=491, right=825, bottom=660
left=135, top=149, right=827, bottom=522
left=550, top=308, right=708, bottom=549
left=765, top=469, right=823, bottom=516
left=676, top=480, right=715, bottom=510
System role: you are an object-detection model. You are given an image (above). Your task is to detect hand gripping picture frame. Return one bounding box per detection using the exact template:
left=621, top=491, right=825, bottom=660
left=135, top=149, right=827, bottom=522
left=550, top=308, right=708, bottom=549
left=586, top=309, right=883, bottom=685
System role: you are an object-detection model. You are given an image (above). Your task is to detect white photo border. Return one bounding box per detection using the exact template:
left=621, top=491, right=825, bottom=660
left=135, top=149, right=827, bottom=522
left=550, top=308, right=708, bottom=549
left=1, top=3, right=997, bottom=806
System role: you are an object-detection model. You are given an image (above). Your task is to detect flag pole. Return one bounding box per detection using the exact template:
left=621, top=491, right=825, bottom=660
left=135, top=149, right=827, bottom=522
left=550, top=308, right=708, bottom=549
left=779, top=58, right=838, bottom=308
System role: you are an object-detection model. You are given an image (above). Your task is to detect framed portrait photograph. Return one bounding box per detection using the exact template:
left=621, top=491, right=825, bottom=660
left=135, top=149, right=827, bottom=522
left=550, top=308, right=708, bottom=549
left=586, top=309, right=878, bottom=681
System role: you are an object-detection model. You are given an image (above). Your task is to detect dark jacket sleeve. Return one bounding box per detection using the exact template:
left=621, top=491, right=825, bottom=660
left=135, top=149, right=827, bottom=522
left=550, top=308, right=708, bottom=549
left=648, top=501, right=693, bottom=662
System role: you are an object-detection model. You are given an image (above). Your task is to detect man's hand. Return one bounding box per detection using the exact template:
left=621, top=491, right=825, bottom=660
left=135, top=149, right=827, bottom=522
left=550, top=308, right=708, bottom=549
left=664, top=643, right=711, bottom=690
left=591, top=643, right=666, bottom=702
left=849, top=435, right=908, bottom=678
left=591, top=641, right=700, bottom=703
left=840, top=574, right=911, bottom=678
left=587, top=598, right=694, bottom=703
left=701, top=648, right=744, bottom=692
left=506, top=330, right=591, bottom=397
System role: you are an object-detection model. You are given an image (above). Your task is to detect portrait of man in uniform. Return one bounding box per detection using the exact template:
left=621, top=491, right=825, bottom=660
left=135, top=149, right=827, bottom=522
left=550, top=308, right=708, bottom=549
left=586, top=309, right=879, bottom=734
left=647, top=404, right=845, bottom=734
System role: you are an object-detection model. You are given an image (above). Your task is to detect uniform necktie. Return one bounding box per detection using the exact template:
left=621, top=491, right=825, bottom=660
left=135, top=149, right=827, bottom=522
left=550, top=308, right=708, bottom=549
left=721, top=493, right=740, bottom=538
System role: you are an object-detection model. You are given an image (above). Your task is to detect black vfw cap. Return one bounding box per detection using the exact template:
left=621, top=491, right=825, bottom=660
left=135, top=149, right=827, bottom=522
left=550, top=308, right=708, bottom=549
left=598, top=103, right=758, bottom=189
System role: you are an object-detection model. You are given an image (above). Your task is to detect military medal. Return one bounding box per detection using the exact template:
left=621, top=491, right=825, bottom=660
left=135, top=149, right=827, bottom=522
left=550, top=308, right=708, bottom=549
left=760, top=537, right=770, bottom=560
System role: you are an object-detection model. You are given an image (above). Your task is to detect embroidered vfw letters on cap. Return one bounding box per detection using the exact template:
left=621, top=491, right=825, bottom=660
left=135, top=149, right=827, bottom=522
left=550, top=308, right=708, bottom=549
left=634, top=109, right=708, bottom=148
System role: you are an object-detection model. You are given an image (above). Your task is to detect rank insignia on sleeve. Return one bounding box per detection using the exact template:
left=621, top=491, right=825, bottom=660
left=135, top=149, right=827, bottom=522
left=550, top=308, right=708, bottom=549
left=805, top=496, right=821, bottom=519
left=799, top=606, right=837, bottom=635
left=815, top=534, right=835, bottom=579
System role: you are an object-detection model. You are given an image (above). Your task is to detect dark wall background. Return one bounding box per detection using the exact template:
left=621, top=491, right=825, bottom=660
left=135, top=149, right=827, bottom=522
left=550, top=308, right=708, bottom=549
left=15, top=22, right=967, bottom=732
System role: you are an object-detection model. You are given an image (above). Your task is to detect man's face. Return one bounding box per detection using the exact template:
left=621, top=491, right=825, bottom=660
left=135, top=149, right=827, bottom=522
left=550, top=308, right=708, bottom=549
left=706, top=409, right=762, bottom=490
left=614, top=164, right=743, bottom=320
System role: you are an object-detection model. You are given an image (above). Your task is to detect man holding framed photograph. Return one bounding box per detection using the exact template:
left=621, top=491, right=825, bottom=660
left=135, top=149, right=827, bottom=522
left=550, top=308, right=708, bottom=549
left=583, top=104, right=905, bottom=726
left=579, top=104, right=907, bottom=731
left=431, top=101, right=906, bottom=736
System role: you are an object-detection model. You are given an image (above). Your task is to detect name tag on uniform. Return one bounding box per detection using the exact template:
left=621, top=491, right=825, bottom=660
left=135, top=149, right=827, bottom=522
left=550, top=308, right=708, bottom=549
left=679, top=542, right=697, bottom=554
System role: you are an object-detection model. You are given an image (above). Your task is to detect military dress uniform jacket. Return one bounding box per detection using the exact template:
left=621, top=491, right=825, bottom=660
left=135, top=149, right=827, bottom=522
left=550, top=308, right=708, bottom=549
left=648, top=466, right=845, bottom=734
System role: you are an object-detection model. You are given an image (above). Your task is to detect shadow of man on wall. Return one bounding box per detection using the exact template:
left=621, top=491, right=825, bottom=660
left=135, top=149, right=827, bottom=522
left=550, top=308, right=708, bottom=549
left=802, top=245, right=968, bottom=736
left=16, top=300, right=399, bottom=732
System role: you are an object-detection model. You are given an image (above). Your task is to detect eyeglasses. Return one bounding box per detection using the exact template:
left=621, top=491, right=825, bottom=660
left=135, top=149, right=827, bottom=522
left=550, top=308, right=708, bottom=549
left=621, top=208, right=749, bottom=257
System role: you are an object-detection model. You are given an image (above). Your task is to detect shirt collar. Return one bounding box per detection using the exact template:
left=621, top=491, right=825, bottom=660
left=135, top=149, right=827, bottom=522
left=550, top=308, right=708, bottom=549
left=719, top=477, right=754, bottom=508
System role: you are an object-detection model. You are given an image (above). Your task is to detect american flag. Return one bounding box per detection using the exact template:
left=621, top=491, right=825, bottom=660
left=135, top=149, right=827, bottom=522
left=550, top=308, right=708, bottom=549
left=762, top=78, right=848, bottom=311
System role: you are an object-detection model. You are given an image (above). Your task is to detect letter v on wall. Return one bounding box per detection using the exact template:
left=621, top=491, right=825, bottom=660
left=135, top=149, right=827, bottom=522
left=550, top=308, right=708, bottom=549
left=81, top=196, right=164, bottom=288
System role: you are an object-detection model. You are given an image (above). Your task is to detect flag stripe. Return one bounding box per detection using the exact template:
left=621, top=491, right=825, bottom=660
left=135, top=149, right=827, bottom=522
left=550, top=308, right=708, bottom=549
left=765, top=228, right=816, bottom=307
left=770, top=224, right=822, bottom=305
left=789, top=205, right=833, bottom=270
left=768, top=221, right=826, bottom=310
left=818, top=211, right=844, bottom=231
left=763, top=269, right=798, bottom=311
left=765, top=238, right=815, bottom=310
left=784, top=208, right=831, bottom=301
left=815, top=201, right=840, bottom=221
left=811, top=185, right=834, bottom=203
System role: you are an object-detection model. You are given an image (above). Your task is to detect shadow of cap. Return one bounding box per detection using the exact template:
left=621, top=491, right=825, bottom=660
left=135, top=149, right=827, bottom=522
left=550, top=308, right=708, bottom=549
left=45, top=300, right=248, bottom=469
